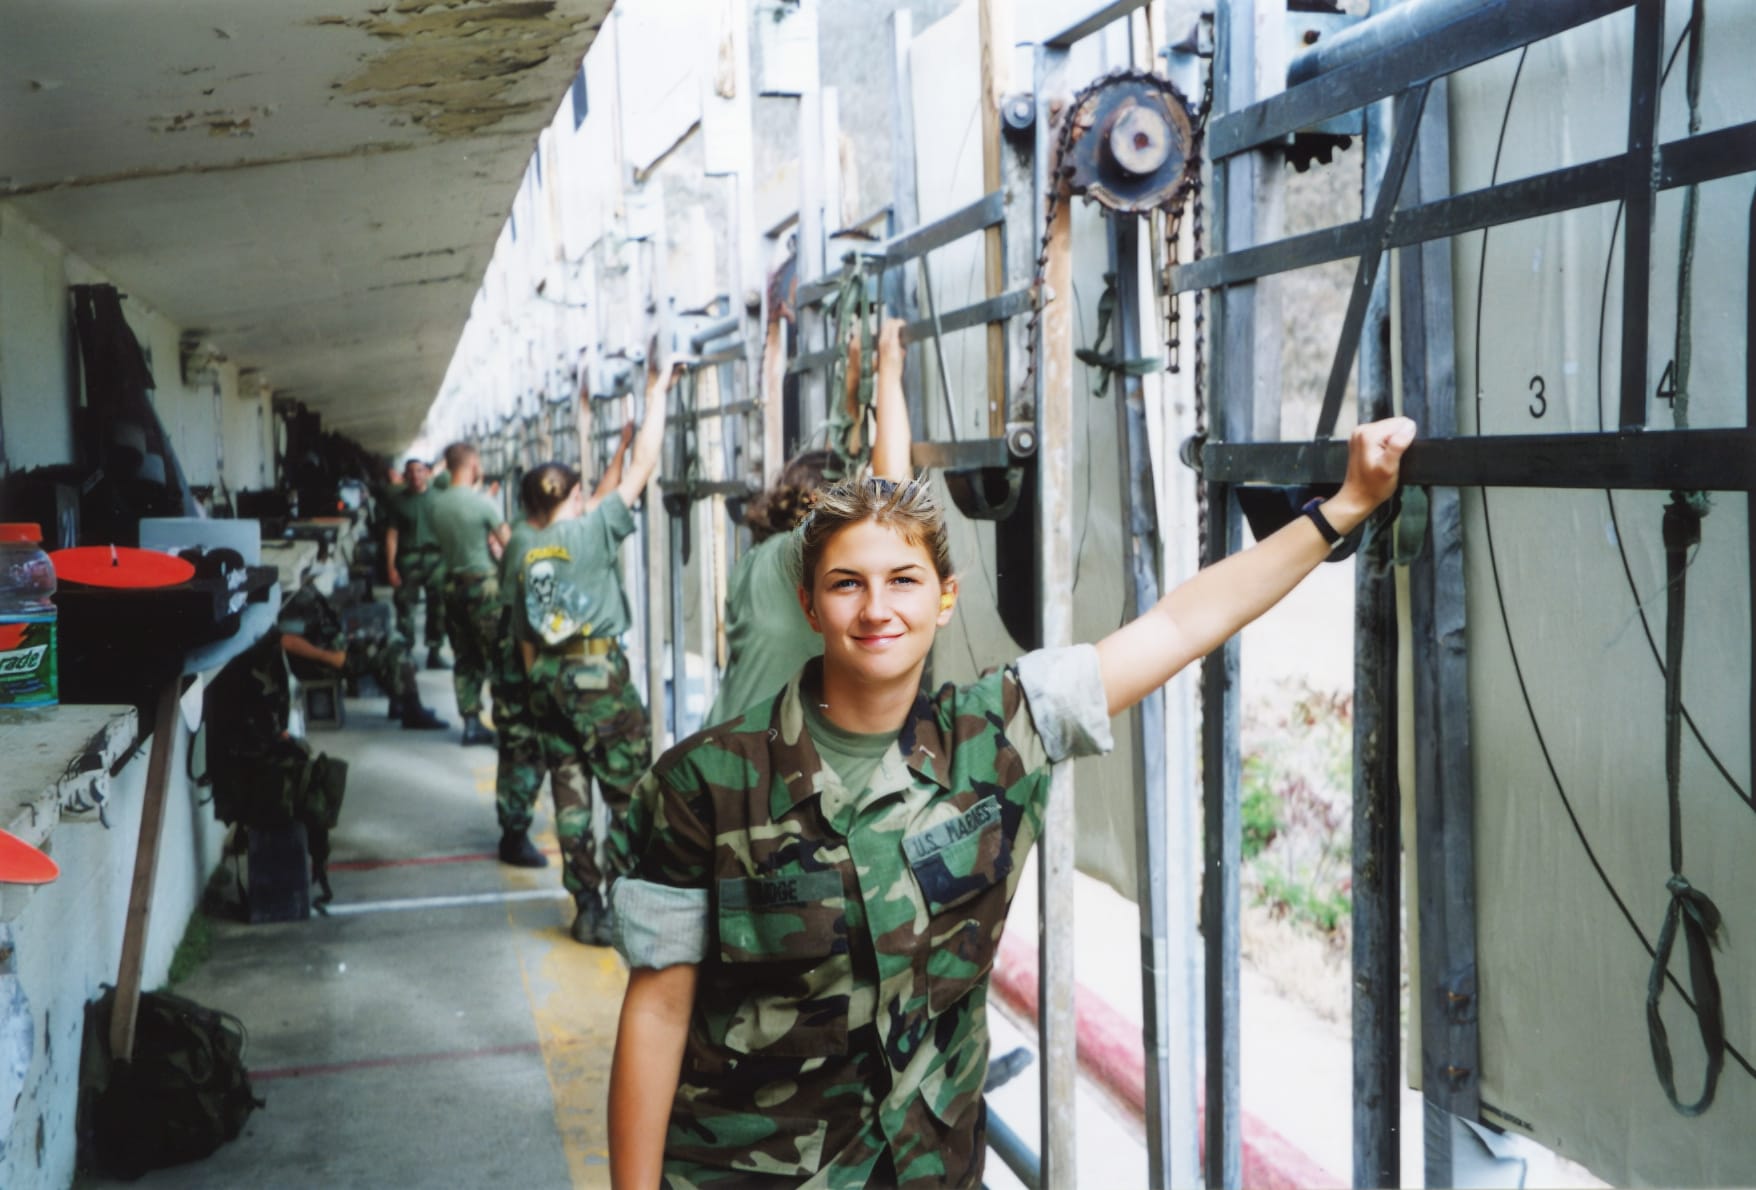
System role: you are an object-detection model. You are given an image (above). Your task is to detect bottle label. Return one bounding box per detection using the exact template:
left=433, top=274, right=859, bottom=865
left=0, top=613, right=57, bottom=708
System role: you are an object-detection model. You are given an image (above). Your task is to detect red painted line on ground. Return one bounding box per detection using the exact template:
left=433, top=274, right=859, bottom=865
left=251, top=1040, right=545, bottom=1082
left=991, top=932, right=1345, bottom=1190
left=328, top=848, right=559, bottom=872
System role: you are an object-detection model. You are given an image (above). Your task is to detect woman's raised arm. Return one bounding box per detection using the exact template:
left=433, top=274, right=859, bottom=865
left=1095, top=417, right=1415, bottom=717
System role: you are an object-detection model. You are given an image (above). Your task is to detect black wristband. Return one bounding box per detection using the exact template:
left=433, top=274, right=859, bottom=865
left=1301, top=497, right=1343, bottom=548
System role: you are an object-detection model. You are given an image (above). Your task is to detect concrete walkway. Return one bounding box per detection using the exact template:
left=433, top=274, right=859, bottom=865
left=82, top=667, right=625, bottom=1189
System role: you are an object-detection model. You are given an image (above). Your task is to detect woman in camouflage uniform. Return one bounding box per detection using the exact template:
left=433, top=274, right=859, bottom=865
left=511, top=358, right=675, bottom=944
left=492, top=421, right=636, bottom=870
left=606, top=417, right=1417, bottom=1187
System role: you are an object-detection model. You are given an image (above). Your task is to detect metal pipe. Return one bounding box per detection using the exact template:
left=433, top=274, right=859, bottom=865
left=1288, top=0, right=1507, bottom=86
left=668, top=512, right=687, bottom=745
left=987, top=1107, right=1043, bottom=1190
left=1110, top=214, right=1173, bottom=1190
left=688, top=316, right=741, bottom=353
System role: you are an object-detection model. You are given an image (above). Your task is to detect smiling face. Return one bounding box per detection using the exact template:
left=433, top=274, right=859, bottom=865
left=799, top=518, right=958, bottom=689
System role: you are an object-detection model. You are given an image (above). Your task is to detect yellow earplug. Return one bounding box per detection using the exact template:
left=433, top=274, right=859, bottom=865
left=940, top=594, right=955, bottom=611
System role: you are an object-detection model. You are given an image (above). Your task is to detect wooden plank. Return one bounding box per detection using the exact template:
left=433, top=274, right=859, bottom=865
left=979, top=0, right=1009, bottom=437
left=109, top=679, right=183, bottom=1062
left=1033, top=41, right=1078, bottom=1190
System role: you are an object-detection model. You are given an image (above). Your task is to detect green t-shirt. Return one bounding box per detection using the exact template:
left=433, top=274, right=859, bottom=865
left=704, top=532, right=823, bottom=727
left=500, top=521, right=537, bottom=606
left=518, top=493, right=637, bottom=643
left=387, top=486, right=441, bottom=550
left=801, top=699, right=895, bottom=800
left=430, top=485, right=503, bottom=576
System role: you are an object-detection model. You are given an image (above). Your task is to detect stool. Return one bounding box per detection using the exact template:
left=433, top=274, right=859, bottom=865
left=245, top=822, right=311, bottom=923
left=302, top=676, right=346, bottom=729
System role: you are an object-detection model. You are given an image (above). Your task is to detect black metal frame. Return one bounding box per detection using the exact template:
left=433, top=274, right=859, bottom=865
left=1186, top=0, right=1755, bottom=1186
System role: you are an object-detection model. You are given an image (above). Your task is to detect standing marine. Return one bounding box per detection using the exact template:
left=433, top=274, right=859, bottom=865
left=383, top=456, right=449, bottom=670
left=511, top=354, right=673, bottom=944
left=492, top=416, right=636, bottom=872
left=430, top=441, right=510, bottom=746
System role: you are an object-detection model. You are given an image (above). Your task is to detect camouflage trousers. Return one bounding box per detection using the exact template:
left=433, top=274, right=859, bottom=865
left=392, top=545, right=446, bottom=649
left=441, top=570, right=500, bottom=718
left=289, top=630, right=410, bottom=703
left=526, top=642, right=651, bottom=897
left=490, top=620, right=546, bottom=835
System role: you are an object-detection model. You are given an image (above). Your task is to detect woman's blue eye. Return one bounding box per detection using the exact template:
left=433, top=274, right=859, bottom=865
left=891, top=575, right=918, bottom=586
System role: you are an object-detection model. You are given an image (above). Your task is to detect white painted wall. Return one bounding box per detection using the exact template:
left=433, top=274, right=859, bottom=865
left=0, top=208, right=78, bottom=474
left=1, top=715, right=226, bottom=1189
left=1, top=202, right=277, bottom=506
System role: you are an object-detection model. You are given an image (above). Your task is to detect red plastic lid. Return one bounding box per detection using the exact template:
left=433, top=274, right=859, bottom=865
left=49, top=546, right=197, bottom=589
left=0, top=829, right=59, bottom=885
left=0, top=523, right=42, bottom=544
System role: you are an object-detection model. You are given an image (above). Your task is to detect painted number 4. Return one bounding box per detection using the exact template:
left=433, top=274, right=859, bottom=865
left=1656, top=358, right=1679, bottom=405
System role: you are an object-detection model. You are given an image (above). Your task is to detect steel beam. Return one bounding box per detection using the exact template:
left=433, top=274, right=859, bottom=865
left=1187, top=428, right=1756, bottom=491
left=1209, top=0, right=1629, bottom=159
left=1397, top=78, right=1481, bottom=1188
left=1619, top=0, right=1663, bottom=431
left=1043, top=0, right=1155, bottom=49
left=796, top=191, right=1007, bottom=307
left=1351, top=74, right=1400, bottom=1190
left=1110, top=214, right=1173, bottom=1190
left=790, top=289, right=1033, bottom=376
left=1314, top=84, right=1428, bottom=441
left=1202, top=1, right=1254, bottom=1183
left=1174, top=118, right=1756, bottom=296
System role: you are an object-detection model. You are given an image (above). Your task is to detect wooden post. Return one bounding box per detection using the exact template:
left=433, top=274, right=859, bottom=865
left=978, top=0, right=1010, bottom=437
left=1033, top=40, right=1077, bottom=1189
left=109, top=679, right=184, bottom=1061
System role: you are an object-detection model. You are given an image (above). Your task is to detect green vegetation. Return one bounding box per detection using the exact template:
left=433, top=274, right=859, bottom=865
left=1241, top=686, right=1354, bottom=941
left=164, top=910, right=214, bottom=988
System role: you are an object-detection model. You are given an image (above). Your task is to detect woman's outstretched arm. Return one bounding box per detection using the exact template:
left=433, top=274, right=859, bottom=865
left=869, top=317, right=913, bottom=482
left=609, top=963, right=697, bottom=1189
left=1095, top=417, right=1415, bottom=717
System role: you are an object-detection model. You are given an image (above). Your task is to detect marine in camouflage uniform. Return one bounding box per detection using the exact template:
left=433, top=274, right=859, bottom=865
left=610, top=646, right=1112, bottom=1187
left=383, top=463, right=448, bottom=662
left=430, top=476, right=506, bottom=743
left=515, top=489, right=652, bottom=940
left=278, top=584, right=445, bottom=728
left=489, top=520, right=548, bottom=867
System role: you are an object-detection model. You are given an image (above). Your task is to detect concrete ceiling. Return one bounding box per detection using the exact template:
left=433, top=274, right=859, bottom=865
left=1, top=0, right=614, bottom=452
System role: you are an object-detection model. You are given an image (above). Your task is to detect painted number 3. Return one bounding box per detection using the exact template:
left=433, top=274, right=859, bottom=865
left=1528, top=375, right=1547, bottom=419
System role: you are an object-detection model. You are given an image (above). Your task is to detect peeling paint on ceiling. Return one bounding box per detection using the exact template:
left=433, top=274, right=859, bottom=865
left=324, top=0, right=588, bottom=138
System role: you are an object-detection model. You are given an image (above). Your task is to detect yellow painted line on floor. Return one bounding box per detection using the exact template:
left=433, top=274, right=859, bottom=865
left=507, top=845, right=626, bottom=1189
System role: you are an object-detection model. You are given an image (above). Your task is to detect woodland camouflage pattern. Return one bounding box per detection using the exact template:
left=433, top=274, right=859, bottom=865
left=442, top=570, right=500, bottom=717
left=622, top=656, right=1086, bottom=1188
left=526, top=645, right=650, bottom=896
left=490, top=614, right=546, bottom=835
left=392, top=543, right=446, bottom=649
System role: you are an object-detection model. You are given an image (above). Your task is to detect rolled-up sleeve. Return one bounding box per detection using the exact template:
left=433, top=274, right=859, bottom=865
left=611, top=879, right=710, bottom=968
left=610, top=754, right=715, bottom=969
left=1014, top=644, right=1114, bottom=763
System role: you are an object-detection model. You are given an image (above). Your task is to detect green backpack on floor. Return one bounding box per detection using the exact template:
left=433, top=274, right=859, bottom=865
left=79, top=985, right=264, bottom=1179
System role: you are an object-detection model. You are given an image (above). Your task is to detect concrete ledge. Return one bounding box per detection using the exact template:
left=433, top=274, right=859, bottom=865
left=0, top=705, right=138, bottom=909
left=991, top=931, right=1345, bottom=1190
left=0, top=701, right=226, bottom=1187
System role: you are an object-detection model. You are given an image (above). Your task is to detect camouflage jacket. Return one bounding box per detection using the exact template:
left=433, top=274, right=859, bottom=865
left=614, top=647, right=1112, bottom=1188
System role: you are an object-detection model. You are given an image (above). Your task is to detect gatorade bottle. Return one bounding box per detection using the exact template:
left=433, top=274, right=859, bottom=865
left=0, top=523, right=57, bottom=710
